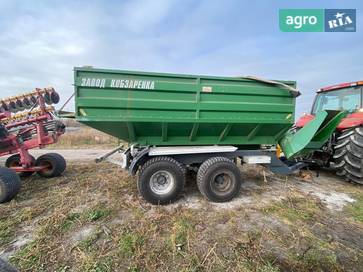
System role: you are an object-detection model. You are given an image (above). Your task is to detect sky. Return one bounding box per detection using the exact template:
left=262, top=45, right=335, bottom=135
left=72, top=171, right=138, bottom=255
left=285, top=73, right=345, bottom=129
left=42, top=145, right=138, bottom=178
left=0, top=0, right=362, bottom=118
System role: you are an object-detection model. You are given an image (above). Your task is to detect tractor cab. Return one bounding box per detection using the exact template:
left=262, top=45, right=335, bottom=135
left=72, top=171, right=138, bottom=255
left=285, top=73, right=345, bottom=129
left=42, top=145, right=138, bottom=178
left=312, top=86, right=362, bottom=114
left=296, top=81, right=363, bottom=130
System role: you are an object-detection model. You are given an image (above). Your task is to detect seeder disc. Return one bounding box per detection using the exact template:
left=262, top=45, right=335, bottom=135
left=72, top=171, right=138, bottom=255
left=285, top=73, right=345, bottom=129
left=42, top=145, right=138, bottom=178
left=22, top=97, right=32, bottom=109
left=15, top=99, right=25, bottom=110
left=50, top=91, right=60, bottom=104
left=44, top=92, right=52, bottom=105
left=1, top=102, right=9, bottom=112
left=29, top=95, right=37, bottom=105
left=8, top=101, right=17, bottom=112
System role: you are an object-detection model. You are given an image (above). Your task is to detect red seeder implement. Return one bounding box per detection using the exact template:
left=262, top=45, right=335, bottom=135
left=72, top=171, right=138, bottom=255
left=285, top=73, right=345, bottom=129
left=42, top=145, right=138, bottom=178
left=0, top=87, right=66, bottom=203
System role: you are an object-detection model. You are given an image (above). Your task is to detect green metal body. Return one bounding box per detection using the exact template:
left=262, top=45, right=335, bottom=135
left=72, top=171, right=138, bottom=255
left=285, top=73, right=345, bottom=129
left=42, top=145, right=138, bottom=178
left=279, top=110, right=346, bottom=159
left=74, top=67, right=297, bottom=146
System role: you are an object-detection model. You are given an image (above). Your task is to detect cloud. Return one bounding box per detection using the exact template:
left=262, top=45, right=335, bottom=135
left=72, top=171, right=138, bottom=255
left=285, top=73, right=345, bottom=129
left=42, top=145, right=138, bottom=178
left=0, top=0, right=361, bottom=119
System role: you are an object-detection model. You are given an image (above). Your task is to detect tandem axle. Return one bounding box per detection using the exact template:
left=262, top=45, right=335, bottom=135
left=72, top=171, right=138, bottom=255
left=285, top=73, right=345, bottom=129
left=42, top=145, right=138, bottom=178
left=96, top=145, right=306, bottom=204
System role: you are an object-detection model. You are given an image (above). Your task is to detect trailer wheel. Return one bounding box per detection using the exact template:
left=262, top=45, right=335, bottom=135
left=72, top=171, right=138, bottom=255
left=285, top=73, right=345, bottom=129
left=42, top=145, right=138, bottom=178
left=333, top=127, right=363, bottom=184
left=0, top=167, right=21, bottom=203
left=138, top=156, right=186, bottom=204
left=5, top=154, right=36, bottom=178
left=36, top=153, right=66, bottom=178
left=197, top=157, right=242, bottom=202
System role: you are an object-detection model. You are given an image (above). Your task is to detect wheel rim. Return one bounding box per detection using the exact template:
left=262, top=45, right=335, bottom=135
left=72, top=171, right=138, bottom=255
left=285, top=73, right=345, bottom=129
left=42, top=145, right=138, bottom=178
left=9, top=161, right=20, bottom=168
left=210, top=170, right=234, bottom=196
left=39, top=160, right=53, bottom=175
left=149, top=170, right=175, bottom=195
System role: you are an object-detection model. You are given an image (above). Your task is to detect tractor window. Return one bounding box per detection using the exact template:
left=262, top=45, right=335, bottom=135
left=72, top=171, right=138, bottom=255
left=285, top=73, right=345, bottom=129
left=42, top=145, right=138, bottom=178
left=312, top=87, right=362, bottom=114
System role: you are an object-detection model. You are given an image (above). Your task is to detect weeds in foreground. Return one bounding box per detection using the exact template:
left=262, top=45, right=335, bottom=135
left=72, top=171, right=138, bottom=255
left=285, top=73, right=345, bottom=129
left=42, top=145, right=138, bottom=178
left=2, top=163, right=362, bottom=271
left=345, top=193, right=363, bottom=223
left=118, top=229, right=144, bottom=257
left=263, top=194, right=320, bottom=223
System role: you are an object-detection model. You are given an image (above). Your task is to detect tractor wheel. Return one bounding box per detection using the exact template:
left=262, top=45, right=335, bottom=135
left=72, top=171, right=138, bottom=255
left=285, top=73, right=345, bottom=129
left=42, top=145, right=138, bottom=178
left=333, top=127, right=363, bottom=184
left=197, top=157, right=242, bottom=202
left=5, top=154, right=36, bottom=178
left=137, top=156, right=186, bottom=204
left=0, top=167, right=21, bottom=203
left=36, top=153, right=66, bottom=178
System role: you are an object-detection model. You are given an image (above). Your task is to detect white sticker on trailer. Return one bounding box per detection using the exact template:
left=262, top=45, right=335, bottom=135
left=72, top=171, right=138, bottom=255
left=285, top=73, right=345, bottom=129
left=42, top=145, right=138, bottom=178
left=243, top=156, right=271, bottom=164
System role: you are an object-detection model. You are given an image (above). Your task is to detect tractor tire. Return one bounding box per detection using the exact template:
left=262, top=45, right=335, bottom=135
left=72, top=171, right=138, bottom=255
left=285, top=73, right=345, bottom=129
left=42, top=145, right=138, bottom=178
left=0, top=167, right=21, bottom=203
left=333, top=127, right=363, bottom=184
left=137, top=156, right=186, bottom=205
left=35, top=153, right=66, bottom=178
left=197, top=157, right=242, bottom=202
left=5, top=154, right=36, bottom=178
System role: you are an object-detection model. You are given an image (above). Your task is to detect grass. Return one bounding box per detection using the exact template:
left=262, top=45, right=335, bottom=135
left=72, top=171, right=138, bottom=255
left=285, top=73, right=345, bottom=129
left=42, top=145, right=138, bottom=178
left=0, top=206, right=45, bottom=247
left=10, top=242, right=43, bottom=271
left=263, top=194, right=320, bottom=223
left=86, top=207, right=111, bottom=222
left=0, top=218, right=17, bottom=246
left=52, top=125, right=119, bottom=149
left=345, top=193, right=363, bottom=223
left=1, top=162, right=362, bottom=271
left=257, top=263, right=280, bottom=272
left=118, top=229, right=144, bottom=257
left=299, top=247, right=338, bottom=271
left=169, top=216, right=193, bottom=251
left=61, top=213, right=81, bottom=231
left=78, top=232, right=101, bottom=252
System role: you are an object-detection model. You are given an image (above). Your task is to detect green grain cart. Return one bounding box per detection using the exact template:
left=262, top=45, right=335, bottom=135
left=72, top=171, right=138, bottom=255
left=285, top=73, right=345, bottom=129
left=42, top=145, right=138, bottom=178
left=73, top=67, right=344, bottom=204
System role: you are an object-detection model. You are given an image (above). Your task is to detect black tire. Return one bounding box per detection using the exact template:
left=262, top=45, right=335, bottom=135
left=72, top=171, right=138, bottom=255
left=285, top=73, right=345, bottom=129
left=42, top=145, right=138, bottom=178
left=0, top=167, right=21, bottom=203
left=137, top=156, right=186, bottom=205
left=0, top=258, right=18, bottom=272
left=332, top=127, right=363, bottom=184
left=197, top=157, right=242, bottom=202
left=35, top=153, right=66, bottom=178
left=5, top=154, right=36, bottom=178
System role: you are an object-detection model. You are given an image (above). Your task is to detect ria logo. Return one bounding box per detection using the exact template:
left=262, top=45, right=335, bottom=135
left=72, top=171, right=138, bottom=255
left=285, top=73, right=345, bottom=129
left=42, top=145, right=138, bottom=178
left=325, top=9, right=356, bottom=32
left=328, top=12, right=352, bottom=28
left=279, top=9, right=356, bottom=32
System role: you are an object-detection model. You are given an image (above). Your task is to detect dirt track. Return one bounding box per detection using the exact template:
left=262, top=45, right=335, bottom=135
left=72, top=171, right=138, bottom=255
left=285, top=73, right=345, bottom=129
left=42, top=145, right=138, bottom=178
left=0, top=149, right=110, bottom=163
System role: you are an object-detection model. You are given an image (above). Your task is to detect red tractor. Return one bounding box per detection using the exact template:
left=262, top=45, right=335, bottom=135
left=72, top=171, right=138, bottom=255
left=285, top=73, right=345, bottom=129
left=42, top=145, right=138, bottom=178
left=296, top=81, right=363, bottom=184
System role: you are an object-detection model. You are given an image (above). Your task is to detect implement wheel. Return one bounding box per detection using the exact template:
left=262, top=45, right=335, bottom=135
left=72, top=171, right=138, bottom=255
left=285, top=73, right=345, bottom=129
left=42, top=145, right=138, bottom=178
left=0, top=167, right=21, bottom=203
left=333, top=127, right=363, bottom=184
left=197, top=157, right=242, bottom=202
left=0, top=258, right=17, bottom=272
left=36, top=153, right=66, bottom=178
left=5, top=154, right=36, bottom=178
left=138, top=156, right=186, bottom=205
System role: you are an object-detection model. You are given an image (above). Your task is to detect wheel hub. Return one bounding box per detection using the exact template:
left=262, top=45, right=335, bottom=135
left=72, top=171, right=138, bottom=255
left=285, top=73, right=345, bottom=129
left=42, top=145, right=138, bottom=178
left=157, top=175, right=167, bottom=185
left=150, top=170, right=175, bottom=195
left=212, top=172, right=232, bottom=192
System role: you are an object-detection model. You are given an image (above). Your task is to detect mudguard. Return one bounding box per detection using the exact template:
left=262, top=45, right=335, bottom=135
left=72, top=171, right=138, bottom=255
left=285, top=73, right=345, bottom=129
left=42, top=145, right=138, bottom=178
left=279, top=110, right=346, bottom=159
